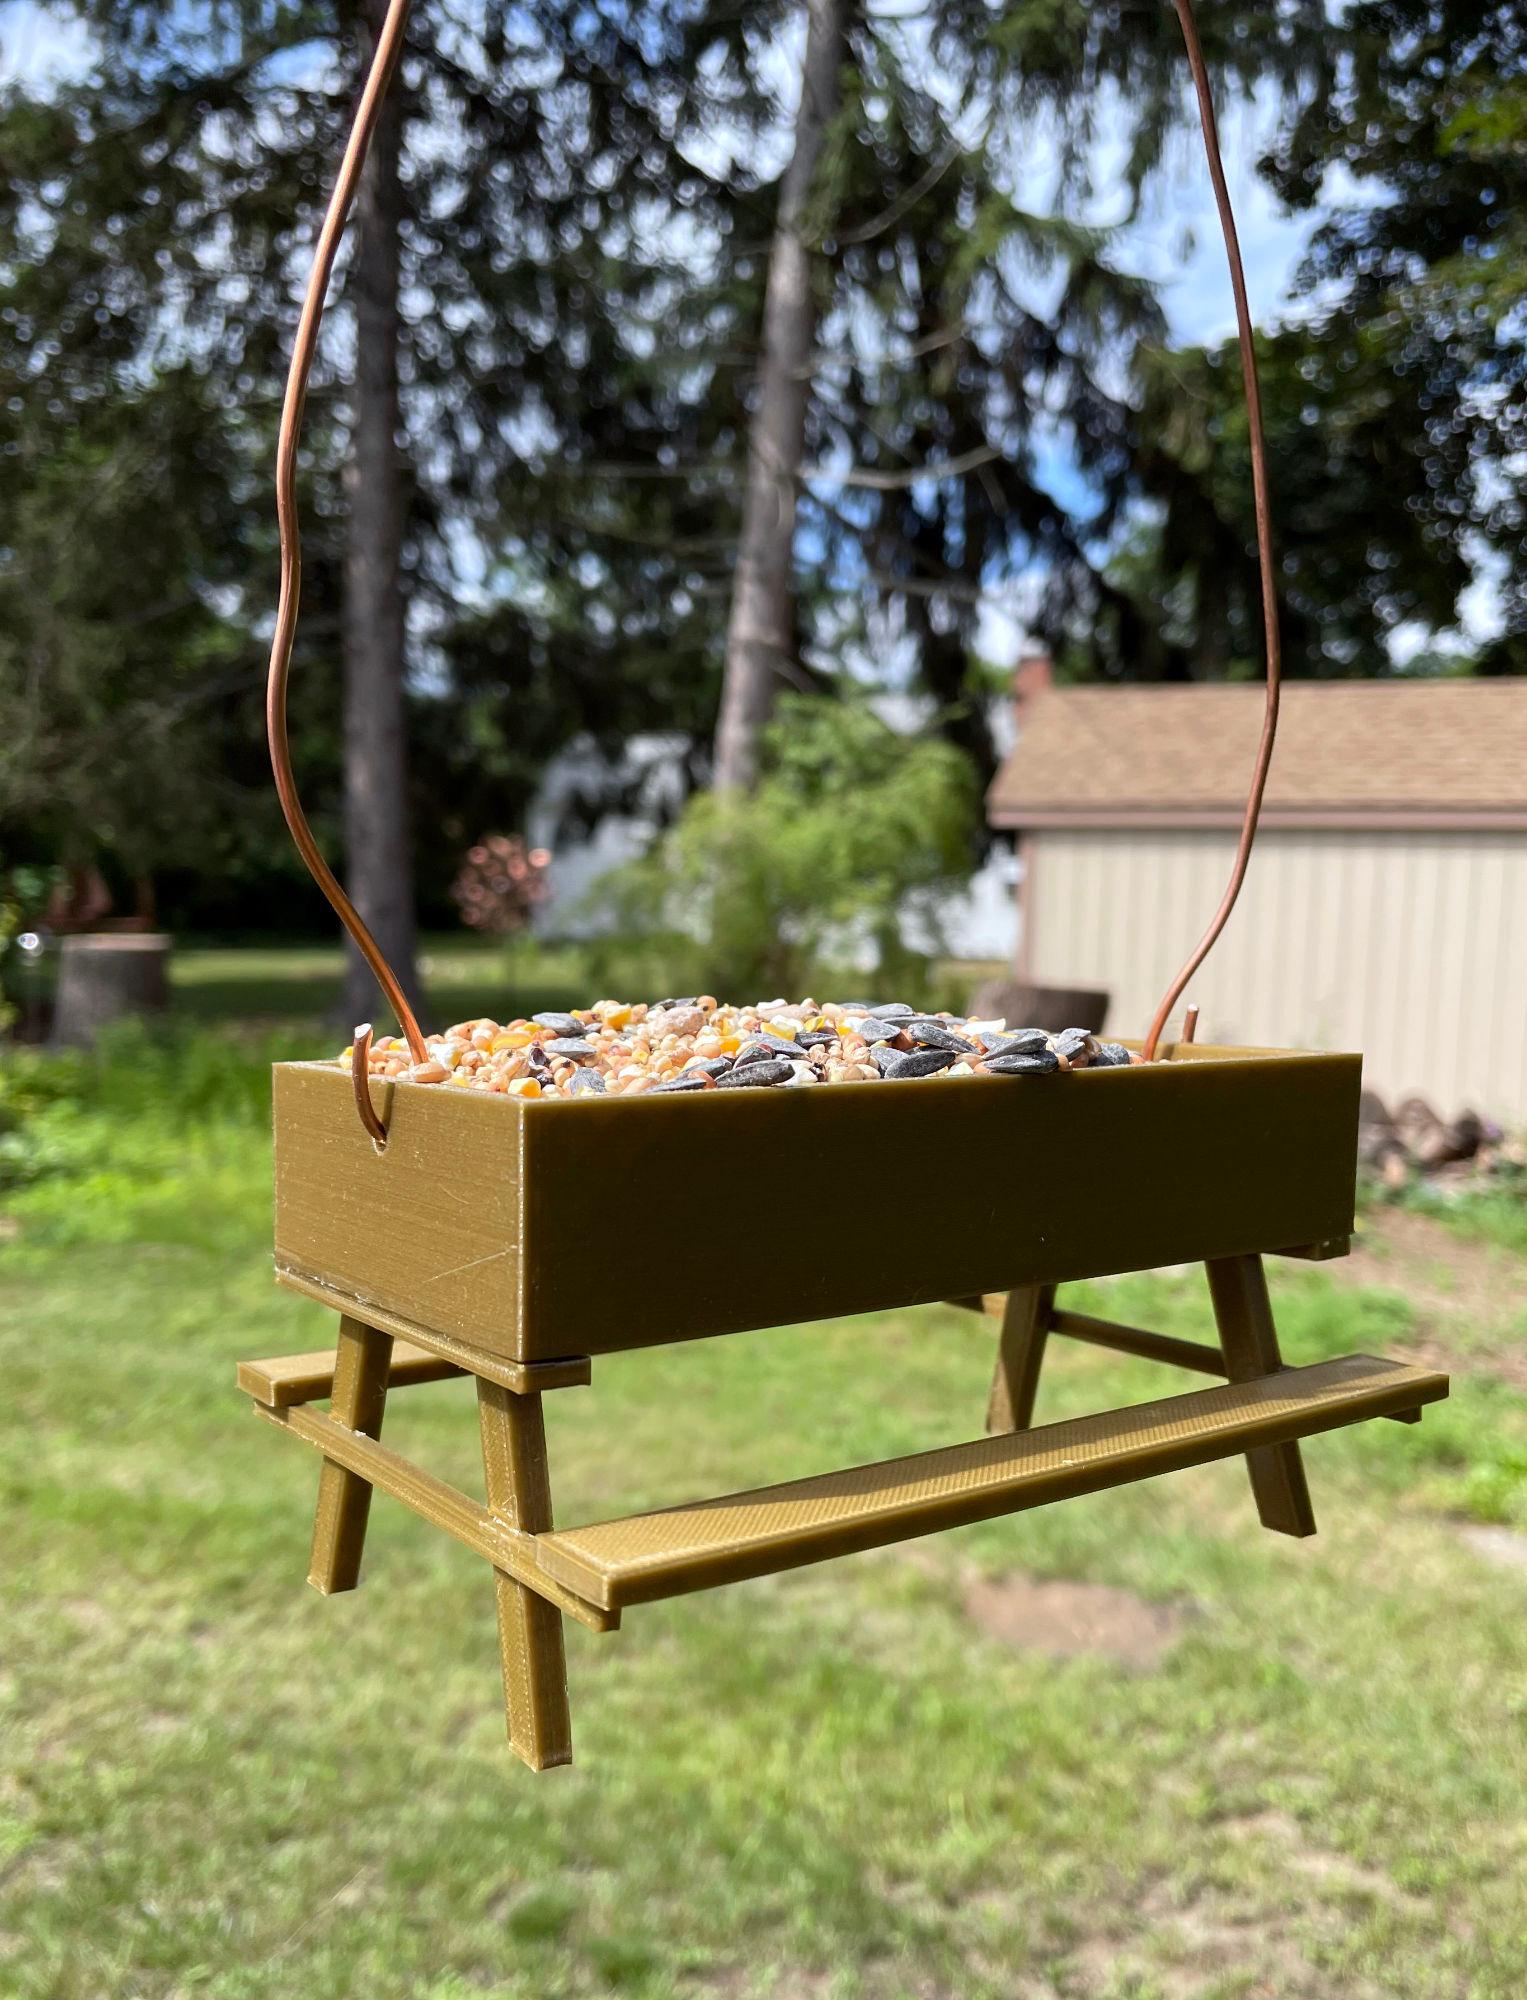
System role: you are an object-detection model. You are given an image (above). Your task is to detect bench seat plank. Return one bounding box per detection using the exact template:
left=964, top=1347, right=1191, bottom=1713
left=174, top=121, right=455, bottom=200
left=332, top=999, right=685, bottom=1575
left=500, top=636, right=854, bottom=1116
left=237, top=1339, right=462, bottom=1408
left=536, top=1354, right=1446, bottom=1610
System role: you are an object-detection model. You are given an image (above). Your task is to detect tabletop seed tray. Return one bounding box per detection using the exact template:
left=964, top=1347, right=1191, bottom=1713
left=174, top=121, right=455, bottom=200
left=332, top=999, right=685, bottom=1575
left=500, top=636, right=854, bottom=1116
left=239, top=1040, right=1448, bottom=1770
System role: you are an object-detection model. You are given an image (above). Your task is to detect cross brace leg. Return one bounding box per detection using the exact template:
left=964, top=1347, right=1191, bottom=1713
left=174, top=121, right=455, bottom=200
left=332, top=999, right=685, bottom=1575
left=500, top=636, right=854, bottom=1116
left=986, top=1284, right=1056, bottom=1434
left=1206, top=1253, right=1317, bottom=1538
left=477, top=1380, right=573, bottom=1771
left=308, top=1314, right=393, bottom=1593
left=981, top=1255, right=1317, bottom=1538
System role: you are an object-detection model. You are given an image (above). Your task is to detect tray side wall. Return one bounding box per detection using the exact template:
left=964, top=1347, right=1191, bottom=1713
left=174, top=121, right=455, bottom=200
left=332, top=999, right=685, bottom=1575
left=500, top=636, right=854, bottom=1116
left=273, top=1050, right=1359, bottom=1363
left=521, top=1048, right=1360, bottom=1358
left=274, top=1066, right=527, bottom=1357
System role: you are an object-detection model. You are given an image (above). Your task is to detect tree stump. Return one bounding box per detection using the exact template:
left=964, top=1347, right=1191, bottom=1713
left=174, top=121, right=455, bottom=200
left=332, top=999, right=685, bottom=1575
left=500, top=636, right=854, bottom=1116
left=50, top=933, right=171, bottom=1046
left=966, top=977, right=1109, bottom=1036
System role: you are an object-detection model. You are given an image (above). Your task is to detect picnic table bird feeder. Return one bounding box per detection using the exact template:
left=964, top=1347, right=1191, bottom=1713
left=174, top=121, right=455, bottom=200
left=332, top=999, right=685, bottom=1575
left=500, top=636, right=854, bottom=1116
left=238, top=0, right=1449, bottom=1771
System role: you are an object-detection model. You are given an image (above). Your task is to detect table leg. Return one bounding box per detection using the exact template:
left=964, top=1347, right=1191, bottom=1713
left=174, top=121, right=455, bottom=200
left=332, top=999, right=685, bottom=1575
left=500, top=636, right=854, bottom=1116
left=477, top=1380, right=573, bottom=1771
left=308, top=1315, right=393, bottom=1593
left=1205, top=1253, right=1317, bottom=1538
left=987, top=1284, right=1056, bottom=1433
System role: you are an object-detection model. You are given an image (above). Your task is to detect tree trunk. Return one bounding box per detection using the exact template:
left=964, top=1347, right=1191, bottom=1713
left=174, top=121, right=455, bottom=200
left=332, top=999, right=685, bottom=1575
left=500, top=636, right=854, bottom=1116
left=712, top=0, right=847, bottom=795
left=342, top=0, right=420, bottom=1028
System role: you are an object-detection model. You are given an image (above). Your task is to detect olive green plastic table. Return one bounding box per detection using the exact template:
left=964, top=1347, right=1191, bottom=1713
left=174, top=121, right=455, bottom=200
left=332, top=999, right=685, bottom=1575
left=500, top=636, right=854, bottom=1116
left=237, top=1041, right=1449, bottom=1770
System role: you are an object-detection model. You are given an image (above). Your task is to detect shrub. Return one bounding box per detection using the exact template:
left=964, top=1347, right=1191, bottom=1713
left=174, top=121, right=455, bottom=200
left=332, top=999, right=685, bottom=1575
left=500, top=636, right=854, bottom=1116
left=0, top=861, right=59, bottom=1037
left=588, top=698, right=978, bottom=1000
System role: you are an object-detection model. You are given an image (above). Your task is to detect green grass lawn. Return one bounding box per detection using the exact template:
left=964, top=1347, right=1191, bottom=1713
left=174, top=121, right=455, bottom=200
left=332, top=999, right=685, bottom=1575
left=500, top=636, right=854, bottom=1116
left=2, top=1023, right=1525, bottom=1999
left=166, top=934, right=603, bottom=1034
left=165, top=937, right=1011, bottom=1035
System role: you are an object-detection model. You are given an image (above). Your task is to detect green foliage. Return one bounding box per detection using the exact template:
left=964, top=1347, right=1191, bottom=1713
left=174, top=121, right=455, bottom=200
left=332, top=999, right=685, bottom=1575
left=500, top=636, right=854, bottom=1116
left=0, top=1021, right=294, bottom=1217
left=1260, top=0, right=1527, bottom=671
left=1092, top=320, right=1493, bottom=677
left=0, top=0, right=1341, bottom=926
left=1062, top=3, right=1527, bottom=679
left=0, top=372, right=288, bottom=883
left=1392, top=1373, right=1527, bottom=1528
left=1457, top=1441, right=1527, bottom=1527
left=1394, top=1182, right=1527, bottom=1260
left=591, top=699, right=978, bottom=999
left=6, top=0, right=1514, bottom=944
left=0, top=1, right=766, bottom=913
left=0, top=862, right=61, bottom=1035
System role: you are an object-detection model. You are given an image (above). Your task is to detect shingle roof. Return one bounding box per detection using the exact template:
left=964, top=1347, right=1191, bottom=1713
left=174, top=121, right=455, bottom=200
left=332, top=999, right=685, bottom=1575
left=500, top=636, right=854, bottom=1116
left=986, top=680, right=1527, bottom=829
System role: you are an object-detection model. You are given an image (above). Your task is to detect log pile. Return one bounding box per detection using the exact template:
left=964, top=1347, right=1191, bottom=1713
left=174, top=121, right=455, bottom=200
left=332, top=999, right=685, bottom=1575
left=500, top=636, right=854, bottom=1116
left=1358, top=1088, right=1524, bottom=1191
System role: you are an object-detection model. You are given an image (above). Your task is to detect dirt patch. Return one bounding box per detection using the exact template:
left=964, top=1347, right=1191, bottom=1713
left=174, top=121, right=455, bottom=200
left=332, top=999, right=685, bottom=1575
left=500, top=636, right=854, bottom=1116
left=697, top=1969, right=954, bottom=2000
left=1221, top=1809, right=1425, bottom=1911
left=962, top=1572, right=1194, bottom=1669
left=1057, top=1844, right=1415, bottom=2000
left=1458, top=1524, right=1527, bottom=1573
left=59, top=1596, right=116, bottom=1636
left=1334, top=1208, right=1527, bottom=1386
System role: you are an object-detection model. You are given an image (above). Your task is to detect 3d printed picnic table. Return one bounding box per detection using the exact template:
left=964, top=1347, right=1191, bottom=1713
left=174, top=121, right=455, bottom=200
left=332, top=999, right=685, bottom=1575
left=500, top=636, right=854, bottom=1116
left=236, top=1039, right=1448, bottom=1769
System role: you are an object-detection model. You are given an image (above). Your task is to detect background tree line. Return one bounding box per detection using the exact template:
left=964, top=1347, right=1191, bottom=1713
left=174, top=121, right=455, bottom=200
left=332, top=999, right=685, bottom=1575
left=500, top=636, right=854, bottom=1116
left=1, top=0, right=1521, bottom=1014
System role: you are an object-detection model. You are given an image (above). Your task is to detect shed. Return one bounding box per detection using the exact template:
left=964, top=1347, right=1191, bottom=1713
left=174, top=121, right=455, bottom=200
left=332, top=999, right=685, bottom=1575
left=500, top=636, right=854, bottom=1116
left=986, top=673, right=1527, bottom=1124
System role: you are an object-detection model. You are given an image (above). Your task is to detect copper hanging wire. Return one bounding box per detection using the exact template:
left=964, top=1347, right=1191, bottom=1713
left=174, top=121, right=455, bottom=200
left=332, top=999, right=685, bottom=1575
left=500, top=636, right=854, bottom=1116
left=1139, top=0, right=1284, bottom=1060
left=349, top=1023, right=389, bottom=1146
left=267, top=0, right=1277, bottom=1088
left=265, top=0, right=426, bottom=1070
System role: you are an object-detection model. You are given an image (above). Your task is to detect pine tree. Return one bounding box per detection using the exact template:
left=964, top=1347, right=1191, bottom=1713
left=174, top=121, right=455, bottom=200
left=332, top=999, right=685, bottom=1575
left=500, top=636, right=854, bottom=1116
left=705, top=0, right=1329, bottom=787
left=1097, top=0, right=1527, bottom=677
left=0, top=1, right=770, bottom=990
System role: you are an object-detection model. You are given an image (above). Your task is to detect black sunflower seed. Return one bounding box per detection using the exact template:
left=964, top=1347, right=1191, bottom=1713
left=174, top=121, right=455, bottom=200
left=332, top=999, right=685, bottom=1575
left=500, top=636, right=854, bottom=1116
left=568, top=1068, right=606, bottom=1095
left=713, top=1057, right=795, bottom=1088
left=1053, top=1027, right=1097, bottom=1063
left=856, top=1017, right=908, bottom=1044
left=1090, top=1042, right=1133, bottom=1068
left=984, top=1049, right=1061, bottom=1076
left=754, top=1031, right=805, bottom=1058
left=651, top=1072, right=712, bottom=1092
left=907, top=1020, right=976, bottom=1054
left=979, top=1028, right=1049, bottom=1055
left=532, top=1012, right=583, bottom=1037
left=881, top=1047, right=959, bottom=1079
left=866, top=1002, right=916, bottom=1021
left=688, top=1057, right=733, bottom=1079
left=544, top=1037, right=597, bottom=1060
left=794, top=1028, right=839, bottom=1050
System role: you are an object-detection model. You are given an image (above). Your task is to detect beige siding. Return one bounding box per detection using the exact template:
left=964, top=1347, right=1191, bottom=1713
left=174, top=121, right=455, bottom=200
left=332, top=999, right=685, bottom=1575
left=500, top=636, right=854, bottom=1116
left=1024, top=828, right=1527, bottom=1123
